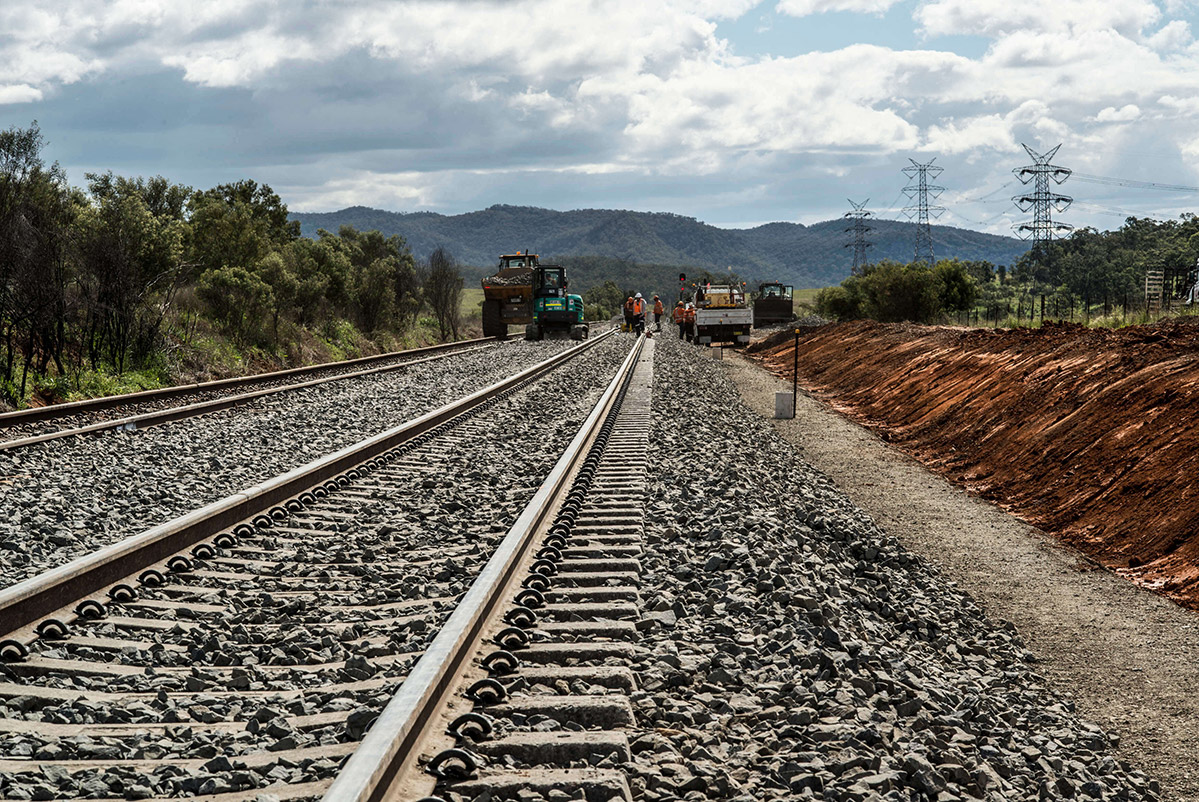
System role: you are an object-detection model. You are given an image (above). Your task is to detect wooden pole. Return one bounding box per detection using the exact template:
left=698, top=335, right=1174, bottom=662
left=792, top=329, right=799, bottom=419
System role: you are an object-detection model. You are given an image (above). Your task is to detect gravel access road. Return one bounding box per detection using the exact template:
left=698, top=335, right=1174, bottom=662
left=0, top=339, right=601, bottom=592
left=724, top=349, right=1199, bottom=801
left=622, top=336, right=1156, bottom=802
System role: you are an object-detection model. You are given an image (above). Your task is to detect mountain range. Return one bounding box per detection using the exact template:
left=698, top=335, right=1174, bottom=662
left=290, top=204, right=1030, bottom=289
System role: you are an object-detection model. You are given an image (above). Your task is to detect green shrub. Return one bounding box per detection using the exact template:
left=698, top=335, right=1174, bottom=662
left=816, top=259, right=978, bottom=324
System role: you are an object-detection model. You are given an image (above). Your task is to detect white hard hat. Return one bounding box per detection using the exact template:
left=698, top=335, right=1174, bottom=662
left=635, top=292, right=643, bottom=298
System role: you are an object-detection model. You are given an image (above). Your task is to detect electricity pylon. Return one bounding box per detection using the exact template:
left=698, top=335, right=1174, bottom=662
left=844, top=199, right=873, bottom=275
left=902, top=159, right=945, bottom=265
left=1012, top=143, right=1072, bottom=244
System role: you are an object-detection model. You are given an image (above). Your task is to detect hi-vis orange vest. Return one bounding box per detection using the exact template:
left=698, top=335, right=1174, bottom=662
left=672, top=305, right=685, bottom=323
left=633, top=298, right=646, bottom=316
left=653, top=299, right=664, bottom=315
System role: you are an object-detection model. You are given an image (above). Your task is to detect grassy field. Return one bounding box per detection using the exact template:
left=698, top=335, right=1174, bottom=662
left=793, top=287, right=823, bottom=314
left=460, top=287, right=485, bottom=318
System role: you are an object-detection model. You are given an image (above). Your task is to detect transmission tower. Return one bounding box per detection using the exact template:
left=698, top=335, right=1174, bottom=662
left=844, top=199, right=873, bottom=275
left=1011, top=144, right=1072, bottom=245
left=902, top=158, right=945, bottom=265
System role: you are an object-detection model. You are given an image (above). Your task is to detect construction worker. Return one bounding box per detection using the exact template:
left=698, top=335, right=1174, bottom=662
left=672, top=301, right=686, bottom=339
left=683, top=302, right=696, bottom=342
left=652, top=295, right=664, bottom=331
left=623, top=296, right=634, bottom=331
left=632, top=293, right=647, bottom=334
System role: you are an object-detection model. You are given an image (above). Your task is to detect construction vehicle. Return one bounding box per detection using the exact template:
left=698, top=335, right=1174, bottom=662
left=692, top=282, right=752, bottom=345
left=480, top=252, right=587, bottom=341
left=753, top=282, right=795, bottom=327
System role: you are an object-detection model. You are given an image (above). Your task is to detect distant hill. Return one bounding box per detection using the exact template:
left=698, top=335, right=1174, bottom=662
left=290, top=204, right=1029, bottom=289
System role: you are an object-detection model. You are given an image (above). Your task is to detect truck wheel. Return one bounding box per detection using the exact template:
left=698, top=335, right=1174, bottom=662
left=482, top=300, right=507, bottom=339
left=524, top=324, right=541, bottom=341
left=570, top=325, right=587, bottom=341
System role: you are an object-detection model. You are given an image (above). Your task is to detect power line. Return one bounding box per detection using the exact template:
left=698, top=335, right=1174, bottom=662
left=950, top=206, right=1016, bottom=228
left=902, top=158, right=944, bottom=265
left=1071, top=199, right=1170, bottom=220
left=954, top=180, right=1016, bottom=204
left=1070, top=173, right=1199, bottom=193
left=1012, top=143, right=1072, bottom=245
left=873, top=187, right=908, bottom=220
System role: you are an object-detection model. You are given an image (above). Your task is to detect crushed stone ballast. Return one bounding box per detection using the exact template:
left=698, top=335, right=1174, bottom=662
left=0, top=332, right=634, bottom=800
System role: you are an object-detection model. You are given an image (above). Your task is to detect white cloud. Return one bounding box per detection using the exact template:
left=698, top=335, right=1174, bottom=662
left=776, top=0, right=901, bottom=15
left=1159, top=94, right=1199, bottom=115
left=1165, top=0, right=1199, bottom=13
left=1148, top=20, right=1192, bottom=50
left=282, top=169, right=436, bottom=212
left=924, top=114, right=1015, bottom=154
left=1096, top=104, right=1141, bottom=122
left=509, top=88, right=580, bottom=129
left=0, top=84, right=44, bottom=104
left=1182, top=134, right=1199, bottom=160
left=4, top=0, right=1199, bottom=231
left=916, top=0, right=1161, bottom=37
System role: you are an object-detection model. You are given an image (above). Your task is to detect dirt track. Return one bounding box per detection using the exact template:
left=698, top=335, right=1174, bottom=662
left=750, top=319, right=1199, bottom=608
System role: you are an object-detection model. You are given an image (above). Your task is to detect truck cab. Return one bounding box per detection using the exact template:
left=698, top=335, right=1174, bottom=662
left=498, top=253, right=537, bottom=270
left=527, top=265, right=587, bottom=341
left=753, top=282, right=794, bottom=327
left=693, top=282, right=753, bottom=345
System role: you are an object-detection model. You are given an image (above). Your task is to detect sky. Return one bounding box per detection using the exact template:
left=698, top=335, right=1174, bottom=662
left=3, top=0, right=1199, bottom=236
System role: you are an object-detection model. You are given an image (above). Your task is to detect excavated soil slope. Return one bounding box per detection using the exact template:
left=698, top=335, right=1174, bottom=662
left=750, top=319, right=1199, bottom=608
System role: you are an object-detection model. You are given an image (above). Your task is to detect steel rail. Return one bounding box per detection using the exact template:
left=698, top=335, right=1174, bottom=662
left=0, top=336, right=496, bottom=427
left=0, top=330, right=615, bottom=640
left=322, top=333, right=646, bottom=802
left=0, top=343, right=497, bottom=452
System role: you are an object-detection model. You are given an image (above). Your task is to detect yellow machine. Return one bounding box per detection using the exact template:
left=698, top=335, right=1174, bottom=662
left=481, top=253, right=539, bottom=338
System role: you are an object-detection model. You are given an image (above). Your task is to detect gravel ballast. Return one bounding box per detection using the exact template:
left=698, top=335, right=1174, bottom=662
left=625, top=336, right=1157, bottom=801
left=0, top=342, right=494, bottom=442
left=0, top=337, right=604, bottom=591
left=0, top=335, right=633, bottom=800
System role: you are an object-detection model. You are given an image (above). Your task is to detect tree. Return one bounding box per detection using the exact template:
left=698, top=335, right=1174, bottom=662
left=188, top=180, right=297, bottom=278
left=76, top=173, right=187, bottom=373
left=353, top=258, right=396, bottom=333
left=197, top=265, right=274, bottom=344
left=933, top=260, right=978, bottom=315
left=255, top=251, right=299, bottom=345
left=424, top=247, right=463, bottom=341
left=815, top=285, right=863, bottom=320
left=584, top=280, right=624, bottom=319
left=328, top=225, right=419, bottom=331
left=0, top=122, right=75, bottom=402
left=815, top=259, right=975, bottom=324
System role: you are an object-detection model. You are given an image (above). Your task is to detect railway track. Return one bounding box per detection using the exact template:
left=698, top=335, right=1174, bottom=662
left=332, top=335, right=652, bottom=802
left=0, top=337, right=499, bottom=451
left=0, top=330, right=644, bottom=801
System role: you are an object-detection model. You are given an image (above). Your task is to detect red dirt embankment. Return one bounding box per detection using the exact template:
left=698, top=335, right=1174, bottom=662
left=750, top=319, right=1199, bottom=608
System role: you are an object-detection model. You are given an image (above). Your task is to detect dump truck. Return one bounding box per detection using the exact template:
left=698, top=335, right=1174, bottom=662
left=692, top=282, right=752, bottom=345
left=480, top=252, right=587, bottom=341
left=753, top=282, right=795, bottom=327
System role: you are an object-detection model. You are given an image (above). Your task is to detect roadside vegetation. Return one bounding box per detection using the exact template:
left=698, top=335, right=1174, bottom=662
left=815, top=214, right=1199, bottom=328
left=0, top=122, right=469, bottom=410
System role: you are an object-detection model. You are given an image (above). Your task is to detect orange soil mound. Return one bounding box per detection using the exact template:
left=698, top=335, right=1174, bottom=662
left=750, top=318, right=1199, bottom=608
